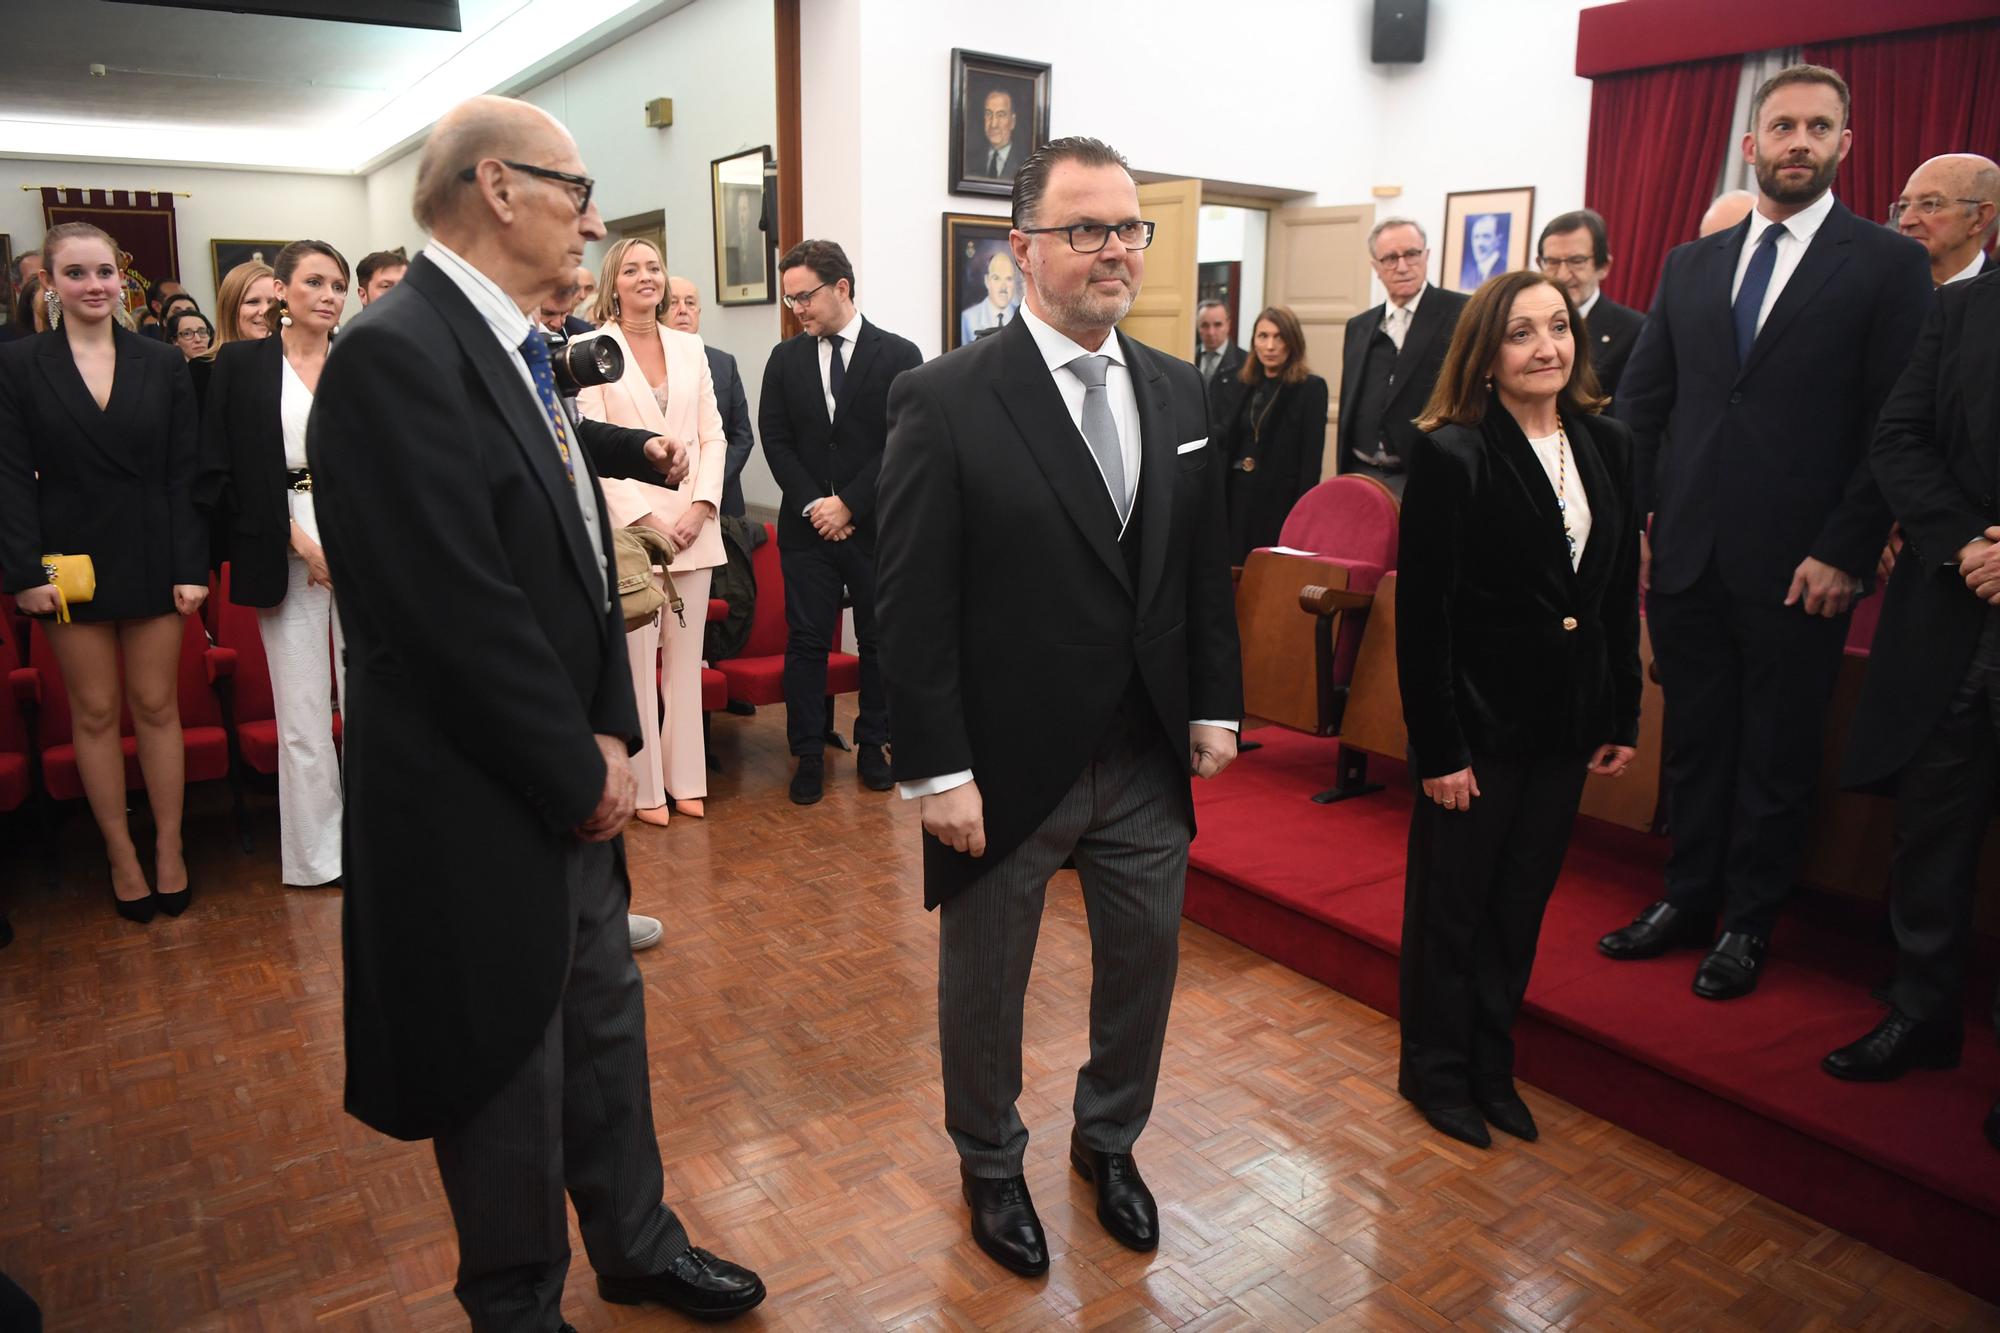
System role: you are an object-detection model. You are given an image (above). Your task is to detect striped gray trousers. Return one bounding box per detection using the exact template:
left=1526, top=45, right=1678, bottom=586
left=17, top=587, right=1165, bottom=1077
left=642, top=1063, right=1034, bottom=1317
left=938, top=725, right=1190, bottom=1177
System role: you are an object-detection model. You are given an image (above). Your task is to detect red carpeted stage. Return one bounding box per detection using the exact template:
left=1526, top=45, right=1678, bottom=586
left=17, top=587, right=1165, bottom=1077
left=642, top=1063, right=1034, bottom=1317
left=1185, top=728, right=2000, bottom=1304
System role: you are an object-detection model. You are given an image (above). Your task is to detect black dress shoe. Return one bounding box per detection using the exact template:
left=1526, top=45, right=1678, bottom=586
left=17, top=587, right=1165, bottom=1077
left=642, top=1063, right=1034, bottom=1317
left=1985, top=1098, right=2000, bottom=1152
left=857, top=744, right=894, bottom=792
left=1069, top=1130, right=1159, bottom=1251
left=1692, top=932, right=1766, bottom=1000
left=961, top=1168, right=1049, bottom=1277
left=596, top=1246, right=766, bottom=1321
left=1475, top=1091, right=1538, bottom=1142
left=1417, top=1102, right=1491, bottom=1149
left=1598, top=901, right=1708, bottom=960
left=788, top=755, right=824, bottom=806
left=1822, top=1010, right=1962, bottom=1081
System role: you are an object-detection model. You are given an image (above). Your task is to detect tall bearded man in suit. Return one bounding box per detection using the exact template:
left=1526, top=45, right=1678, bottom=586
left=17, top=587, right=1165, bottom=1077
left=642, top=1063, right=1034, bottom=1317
left=877, top=137, right=1244, bottom=1278
left=1338, top=218, right=1469, bottom=497
left=310, top=95, right=764, bottom=1330
left=1598, top=64, right=1932, bottom=999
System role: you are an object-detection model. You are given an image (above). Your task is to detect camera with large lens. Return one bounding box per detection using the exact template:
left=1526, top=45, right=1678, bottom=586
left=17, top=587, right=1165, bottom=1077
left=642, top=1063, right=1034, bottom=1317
left=550, top=331, right=624, bottom=396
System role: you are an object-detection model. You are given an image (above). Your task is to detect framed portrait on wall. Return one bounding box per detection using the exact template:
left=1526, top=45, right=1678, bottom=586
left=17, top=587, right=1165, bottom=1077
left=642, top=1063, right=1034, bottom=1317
left=1440, top=188, right=1535, bottom=294
left=211, top=238, right=290, bottom=289
left=949, top=49, right=1051, bottom=198
left=942, top=213, right=1021, bottom=352
left=711, top=145, right=774, bottom=306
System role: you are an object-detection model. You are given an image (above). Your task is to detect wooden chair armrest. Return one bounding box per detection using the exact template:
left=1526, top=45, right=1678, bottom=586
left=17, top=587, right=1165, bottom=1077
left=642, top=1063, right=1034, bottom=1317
left=1299, top=585, right=1373, bottom=618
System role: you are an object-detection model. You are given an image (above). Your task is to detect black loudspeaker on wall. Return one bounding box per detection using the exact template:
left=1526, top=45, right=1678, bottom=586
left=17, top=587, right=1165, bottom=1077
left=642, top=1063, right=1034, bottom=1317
left=1371, top=0, right=1428, bottom=64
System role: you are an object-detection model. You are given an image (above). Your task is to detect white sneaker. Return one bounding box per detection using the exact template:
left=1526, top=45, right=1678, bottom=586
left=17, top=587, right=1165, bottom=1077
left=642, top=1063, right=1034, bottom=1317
left=628, top=914, right=663, bottom=951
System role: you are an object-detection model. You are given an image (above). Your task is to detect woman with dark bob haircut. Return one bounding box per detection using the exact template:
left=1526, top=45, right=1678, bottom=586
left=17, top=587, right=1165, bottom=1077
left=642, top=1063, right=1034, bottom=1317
left=1393, top=268, right=1642, bottom=1149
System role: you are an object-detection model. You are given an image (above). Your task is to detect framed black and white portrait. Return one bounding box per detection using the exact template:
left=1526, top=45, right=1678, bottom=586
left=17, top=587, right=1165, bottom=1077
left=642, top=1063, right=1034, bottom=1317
left=949, top=49, right=1051, bottom=199
left=1441, top=187, right=1535, bottom=295
left=942, top=213, right=1021, bottom=352
left=210, top=238, right=290, bottom=290
left=711, top=145, right=774, bottom=306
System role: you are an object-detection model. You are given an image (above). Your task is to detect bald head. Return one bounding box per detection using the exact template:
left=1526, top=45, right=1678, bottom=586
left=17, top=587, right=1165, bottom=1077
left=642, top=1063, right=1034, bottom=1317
left=1699, top=189, right=1757, bottom=238
left=1897, top=153, right=2000, bottom=282
left=665, top=275, right=701, bottom=333
left=413, top=95, right=572, bottom=233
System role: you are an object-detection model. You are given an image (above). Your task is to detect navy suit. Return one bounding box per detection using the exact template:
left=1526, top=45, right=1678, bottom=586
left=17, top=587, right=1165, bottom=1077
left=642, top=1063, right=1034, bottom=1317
left=706, top=344, right=755, bottom=517
left=1618, top=198, right=1930, bottom=938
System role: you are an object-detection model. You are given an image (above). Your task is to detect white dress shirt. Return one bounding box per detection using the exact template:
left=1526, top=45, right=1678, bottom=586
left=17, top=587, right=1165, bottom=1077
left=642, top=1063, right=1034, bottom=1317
left=424, top=239, right=607, bottom=604
left=1944, top=249, right=1988, bottom=286
left=1383, top=283, right=1425, bottom=352
left=1576, top=289, right=1601, bottom=320
left=1730, top=189, right=1837, bottom=339
left=803, top=308, right=868, bottom=519
left=984, top=143, right=1014, bottom=178
left=899, top=300, right=1234, bottom=802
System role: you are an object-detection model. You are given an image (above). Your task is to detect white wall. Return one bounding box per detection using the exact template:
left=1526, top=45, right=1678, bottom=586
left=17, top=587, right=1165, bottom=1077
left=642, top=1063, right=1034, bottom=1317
left=365, top=0, right=785, bottom=508
left=0, top=158, right=370, bottom=318
left=801, top=0, right=1610, bottom=361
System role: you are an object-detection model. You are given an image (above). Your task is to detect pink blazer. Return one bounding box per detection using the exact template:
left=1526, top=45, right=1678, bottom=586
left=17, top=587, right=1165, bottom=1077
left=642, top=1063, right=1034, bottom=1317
left=574, top=322, right=727, bottom=572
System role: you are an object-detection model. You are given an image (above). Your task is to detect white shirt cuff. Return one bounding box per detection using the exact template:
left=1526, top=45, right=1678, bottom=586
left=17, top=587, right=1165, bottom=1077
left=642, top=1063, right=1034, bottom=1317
left=899, top=769, right=973, bottom=800
left=1192, top=720, right=1240, bottom=732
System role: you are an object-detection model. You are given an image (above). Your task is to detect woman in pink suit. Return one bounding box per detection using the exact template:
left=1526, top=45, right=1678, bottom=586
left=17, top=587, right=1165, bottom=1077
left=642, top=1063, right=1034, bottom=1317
left=575, top=238, right=727, bottom=823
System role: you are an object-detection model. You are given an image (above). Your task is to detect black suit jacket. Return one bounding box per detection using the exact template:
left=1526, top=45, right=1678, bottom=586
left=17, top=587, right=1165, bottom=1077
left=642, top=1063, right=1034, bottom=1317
left=1337, top=285, right=1470, bottom=472
left=1581, top=294, right=1644, bottom=398
left=707, top=344, right=755, bottom=517
left=758, top=318, right=922, bottom=549
left=309, top=255, right=664, bottom=1141
left=0, top=326, right=205, bottom=618
left=1397, top=407, right=1642, bottom=777
left=877, top=316, right=1244, bottom=907
left=1843, top=270, right=2000, bottom=789
left=1223, top=372, right=1331, bottom=560
left=1617, top=200, right=1931, bottom=601
left=196, top=332, right=297, bottom=607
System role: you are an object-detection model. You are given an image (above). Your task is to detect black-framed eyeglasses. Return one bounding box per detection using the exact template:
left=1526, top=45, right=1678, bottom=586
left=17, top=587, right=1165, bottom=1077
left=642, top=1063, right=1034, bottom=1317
left=1017, top=220, right=1156, bottom=253
left=1887, top=196, right=1985, bottom=223
left=458, top=160, right=595, bottom=215
left=1373, top=246, right=1427, bottom=268
left=780, top=281, right=830, bottom=311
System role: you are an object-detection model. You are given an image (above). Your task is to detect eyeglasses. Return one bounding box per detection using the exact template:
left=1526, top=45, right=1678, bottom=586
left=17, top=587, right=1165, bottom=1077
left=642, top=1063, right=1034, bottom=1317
left=781, top=281, right=830, bottom=311
left=1017, top=220, right=1155, bottom=253
left=457, top=160, right=596, bottom=215
left=1888, top=196, right=1985, bottom=223
left=1538, top=255, right=1597, bottom=273
left=1373, top=247, right=1427, bottom=268
left=173, top=326, right=211, bottom=343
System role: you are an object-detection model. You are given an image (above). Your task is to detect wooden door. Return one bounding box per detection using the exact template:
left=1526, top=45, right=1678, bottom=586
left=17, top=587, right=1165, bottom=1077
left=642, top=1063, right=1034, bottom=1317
left=1265, top=203, right=1375, bottom=481
left=1121, top=178, right=1202, bottom=360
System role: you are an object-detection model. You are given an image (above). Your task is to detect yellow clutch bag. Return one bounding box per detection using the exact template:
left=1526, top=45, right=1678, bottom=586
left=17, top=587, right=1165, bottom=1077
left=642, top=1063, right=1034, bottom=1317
left=40, top=554, right=96, bottom=624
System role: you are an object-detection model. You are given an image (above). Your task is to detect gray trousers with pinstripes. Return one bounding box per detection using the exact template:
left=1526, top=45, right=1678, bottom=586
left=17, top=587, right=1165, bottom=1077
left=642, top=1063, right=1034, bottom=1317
left=939, top=724, right=1190, bottom=1178
left=431, top=839, right=690, bottom=1333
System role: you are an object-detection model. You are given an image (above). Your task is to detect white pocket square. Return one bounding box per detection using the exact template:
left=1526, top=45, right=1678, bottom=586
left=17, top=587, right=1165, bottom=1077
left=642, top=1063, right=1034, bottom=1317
left=1176, top=438, right=1207, bottom=455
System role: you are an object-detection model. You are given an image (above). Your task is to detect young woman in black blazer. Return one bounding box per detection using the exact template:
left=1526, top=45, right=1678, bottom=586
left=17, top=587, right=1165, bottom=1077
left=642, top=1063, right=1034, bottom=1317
left=1394, top=270, right=1642, bottom=1149
left=0, top=222, right=209, bottom=923
left=197, top=240, right=350, bottom=888
left=1221, top=305, right=1330, bottom=562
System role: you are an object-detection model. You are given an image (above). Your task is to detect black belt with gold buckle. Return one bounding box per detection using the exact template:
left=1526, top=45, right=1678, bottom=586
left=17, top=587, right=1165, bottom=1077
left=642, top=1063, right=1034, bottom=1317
left=287, top=468, right=313, bottom=493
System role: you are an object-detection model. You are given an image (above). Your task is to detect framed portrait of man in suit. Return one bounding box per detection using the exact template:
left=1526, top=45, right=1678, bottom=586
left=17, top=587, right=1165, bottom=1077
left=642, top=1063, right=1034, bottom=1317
left=1440, top=187, right=1534, bottom=294
left=942, top=213, right=1022, bottom=351
left=710, top=145, right=775, bottom=307
left=949, top=49, right=1051, bottom=198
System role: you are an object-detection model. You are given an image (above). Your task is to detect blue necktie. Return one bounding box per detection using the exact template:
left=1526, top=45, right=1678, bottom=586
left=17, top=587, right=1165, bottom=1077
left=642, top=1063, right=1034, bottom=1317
left=1733, top=221, right=1785, bottom=366
left=517, top=330, right=577, bottom=487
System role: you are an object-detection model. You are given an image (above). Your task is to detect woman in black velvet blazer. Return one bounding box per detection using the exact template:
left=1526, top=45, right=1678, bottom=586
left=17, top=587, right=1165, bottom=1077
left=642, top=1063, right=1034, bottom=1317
left=0, top=223, right=208, bottom=923
left=1221, top=305, right=1330, bottom=562
left=1393, top=270, right=1641, bottom=1150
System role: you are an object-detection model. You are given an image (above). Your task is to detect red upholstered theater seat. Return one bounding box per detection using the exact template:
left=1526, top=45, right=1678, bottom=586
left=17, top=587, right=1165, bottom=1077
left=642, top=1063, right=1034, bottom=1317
left=1267, top=475, right=1400, bottom=683
left=0, top=663, right=31, bottom=813
left=1846, top=584, right=1885, bottom=654
left=208, top=563, right=342, bottom=775
left=0, top=591, right=26, bottom=667
left=715, top=523, right=861, bottom=707
left=21, top=614, right=234, bottom=801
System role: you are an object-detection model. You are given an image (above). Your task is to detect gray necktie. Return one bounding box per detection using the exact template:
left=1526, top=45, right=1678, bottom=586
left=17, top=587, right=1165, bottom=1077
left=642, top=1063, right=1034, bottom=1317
left=1066, top=353, right=1129, bottom=523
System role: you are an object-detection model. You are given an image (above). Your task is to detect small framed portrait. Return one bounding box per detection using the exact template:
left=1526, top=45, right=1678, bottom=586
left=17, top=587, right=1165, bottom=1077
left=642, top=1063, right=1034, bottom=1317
left=942, top=213, right=1022, bottom=352
left=711, top=145, right=774, bottom=306
left=950, top=49, right=1051, bottom=199
left=210, top=238, right=290, bottom=289
left=1440, top=188, right=1535, bottom=294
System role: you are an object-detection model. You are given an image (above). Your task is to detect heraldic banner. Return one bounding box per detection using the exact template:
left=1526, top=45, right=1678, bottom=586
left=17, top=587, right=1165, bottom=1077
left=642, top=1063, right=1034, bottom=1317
left=40, top=188, right=181, bottom=318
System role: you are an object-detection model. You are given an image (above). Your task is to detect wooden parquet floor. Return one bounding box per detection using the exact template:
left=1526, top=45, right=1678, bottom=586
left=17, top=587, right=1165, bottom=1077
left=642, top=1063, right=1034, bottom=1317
left=2, top=704, right=1997, bottom=1332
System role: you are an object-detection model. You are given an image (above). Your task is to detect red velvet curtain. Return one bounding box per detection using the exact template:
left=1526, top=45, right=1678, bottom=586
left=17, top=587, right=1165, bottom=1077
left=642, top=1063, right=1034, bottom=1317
left=1584, top=57, right=1744, bottom=311
left=1804, top=20, right=2000, bottom=226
